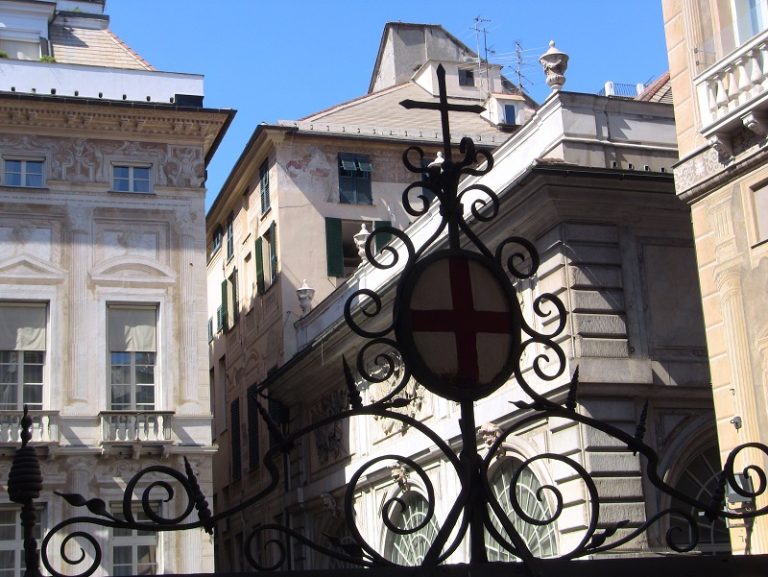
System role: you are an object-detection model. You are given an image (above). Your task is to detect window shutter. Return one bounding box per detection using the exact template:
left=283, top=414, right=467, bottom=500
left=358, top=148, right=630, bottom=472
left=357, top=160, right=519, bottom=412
left=247, top=388, right=260, bottom=470
left=230, top=399, right=241, bottom=481
left=108, top=306, right=156, bottom=352
left=255, top=237, right=265, bottom=294
left=269, top=221, right=278, bottom=280
left=220, top=279, right=228, bottom=331
left=0, top=304, right=46, bottom=351
left=374, top=220, right=391, bottom=253
left=325, top=218, right=344, bottom=277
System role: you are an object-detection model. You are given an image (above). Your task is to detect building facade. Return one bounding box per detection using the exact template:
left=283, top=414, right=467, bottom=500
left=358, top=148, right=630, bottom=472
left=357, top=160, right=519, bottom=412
left=662, top=0, right=768, bottom=554
left=0, top=1, right=231, bottom=574
left=208, top=22, right=720, bottom=569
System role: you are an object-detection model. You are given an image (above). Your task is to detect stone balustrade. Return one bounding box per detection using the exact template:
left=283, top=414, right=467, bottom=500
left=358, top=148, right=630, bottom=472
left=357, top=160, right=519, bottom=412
left=696, top=28, right=768, bottom=135
left=100, top=411, right=174, bottom=443
left=0, top=411, right=59, bottom=444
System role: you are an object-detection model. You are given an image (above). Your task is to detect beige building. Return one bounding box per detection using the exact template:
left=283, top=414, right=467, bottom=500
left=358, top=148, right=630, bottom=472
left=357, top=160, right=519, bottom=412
left=0, top=1, right=231, bottom=574
left=663, top=0, right=768, bottom=554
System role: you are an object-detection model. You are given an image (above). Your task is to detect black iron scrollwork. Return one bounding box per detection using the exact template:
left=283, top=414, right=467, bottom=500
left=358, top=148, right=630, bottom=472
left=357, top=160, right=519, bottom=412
left=10, top=63, right=768, bottom=577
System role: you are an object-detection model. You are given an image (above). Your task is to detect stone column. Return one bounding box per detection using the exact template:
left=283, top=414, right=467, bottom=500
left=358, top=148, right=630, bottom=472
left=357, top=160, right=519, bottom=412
left=68, top=208, right=91, bottom=407
left=179, top=233, right=198, bottom=409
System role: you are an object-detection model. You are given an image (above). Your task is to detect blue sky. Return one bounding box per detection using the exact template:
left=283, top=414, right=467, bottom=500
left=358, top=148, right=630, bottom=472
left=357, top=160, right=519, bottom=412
left=107, top=0, right=670, bottom=211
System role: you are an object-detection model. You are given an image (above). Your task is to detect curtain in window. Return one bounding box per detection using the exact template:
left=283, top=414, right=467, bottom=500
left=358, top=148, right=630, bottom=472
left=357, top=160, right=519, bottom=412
left=0, top=304, right=46, bottom=351
left=108, top=307, right=156, bottom=352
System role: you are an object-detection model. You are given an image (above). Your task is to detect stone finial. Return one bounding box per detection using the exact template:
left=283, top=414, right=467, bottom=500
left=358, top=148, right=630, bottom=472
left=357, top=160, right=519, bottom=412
left=539, top=40, right=569, bottom=92
left=8, top=407, right=42, bottom=504
left=353, top=224, right=370, bottom=264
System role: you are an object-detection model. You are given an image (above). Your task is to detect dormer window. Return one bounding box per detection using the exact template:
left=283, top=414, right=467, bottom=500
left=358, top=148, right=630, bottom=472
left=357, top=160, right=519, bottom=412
left=458, top=68, right=475, bottom=87
left=504, top=104, right=517, bottom=125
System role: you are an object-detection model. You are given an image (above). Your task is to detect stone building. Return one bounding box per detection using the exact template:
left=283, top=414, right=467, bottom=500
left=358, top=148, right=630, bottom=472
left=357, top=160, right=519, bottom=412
left=208, top=22, right=720, bottom=569
left=662, top=0, right=768, bottom=554
left=0, top=1, right=232, bottom=574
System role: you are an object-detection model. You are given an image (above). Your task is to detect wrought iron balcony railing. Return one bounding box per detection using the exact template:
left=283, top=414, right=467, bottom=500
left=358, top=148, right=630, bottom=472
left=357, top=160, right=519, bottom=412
left=0, top=410, right=59, bottom=444
left=99, top=410, right=173, bottom=444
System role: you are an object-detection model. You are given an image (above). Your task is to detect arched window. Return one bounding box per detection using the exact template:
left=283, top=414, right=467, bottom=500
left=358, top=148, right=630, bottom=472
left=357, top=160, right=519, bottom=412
left=486, top=458, right=558, bottom=560
left=383, top=491, right=440, bottom=565
left=669, top=445, right=730, bottom=553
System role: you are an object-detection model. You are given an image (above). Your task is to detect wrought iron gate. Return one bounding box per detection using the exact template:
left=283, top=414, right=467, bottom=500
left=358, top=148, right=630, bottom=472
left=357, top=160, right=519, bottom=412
left=7, top=65, right=768, bottom=577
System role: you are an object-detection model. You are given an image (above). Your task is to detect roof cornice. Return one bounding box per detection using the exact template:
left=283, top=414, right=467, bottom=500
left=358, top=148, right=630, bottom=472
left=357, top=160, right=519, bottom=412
left=0, top=93, right=234, bottom=163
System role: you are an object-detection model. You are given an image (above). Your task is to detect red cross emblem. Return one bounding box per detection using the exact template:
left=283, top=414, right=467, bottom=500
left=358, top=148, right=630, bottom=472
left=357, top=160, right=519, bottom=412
left=396, top=250, right=520, bottom=401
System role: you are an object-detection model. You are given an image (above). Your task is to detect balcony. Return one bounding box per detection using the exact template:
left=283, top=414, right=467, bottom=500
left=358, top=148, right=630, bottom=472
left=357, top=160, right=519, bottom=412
left=695, top=28, right=768, bottom=141
left=100, top=411, right=174, bottom=444
left=0, top=410, right=60, bottom=444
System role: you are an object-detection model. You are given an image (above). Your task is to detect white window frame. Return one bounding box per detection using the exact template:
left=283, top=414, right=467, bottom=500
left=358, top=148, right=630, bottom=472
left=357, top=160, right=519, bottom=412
left=107, top=304, right=158, bottom=412
left=0, top=302, right=47, bottom=411
left=0, top=503, right=46, bottom=577
left=111, top=501, right=161, bottom=575
left=2, top=158, right=44, bottom=188
left=112, top=164, right=153, bottom=194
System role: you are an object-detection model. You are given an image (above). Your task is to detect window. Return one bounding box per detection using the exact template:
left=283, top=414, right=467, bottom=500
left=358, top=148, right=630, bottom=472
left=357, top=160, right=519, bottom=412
left=752, top=183, right=768, bottom=243
left=247, top=388, right=260, bottom=470
left=255, top=222, right=278, bottom=294
left=211, top=226, right=223, bottom=255
left=226, top=214, right=235, bottom=260
left=669, top=444, right=731, bottom=553
left=338, top=153, right=372, bottom=205
left=111, top=502, right=160, bottom=575
left=231, top=398, right=241, bottom=481
left=0, top=504, right=45, bottom=577
left=503, top=104, right=517, bottom=125
left=113, top=165, right=151, bottom=193
left=0, top=303, right=46, bottom=411
left=219, top=279, right=229, bottom=332
left=383, top=491, right=440, bottom=565
left=108, top=306, right=157, bottom=411
left=229, top=269, right=239, bottom=325
left=3, top=159, right=43, bottom=188
left=259, top=159, right=270, bottom=214
left=485, top=458, right=558, bottom=560
left=207, top=318, right=214, bottom=342
left=458, top=68, right=475, bottom=87
left=325, top=218, right=391, bottom=277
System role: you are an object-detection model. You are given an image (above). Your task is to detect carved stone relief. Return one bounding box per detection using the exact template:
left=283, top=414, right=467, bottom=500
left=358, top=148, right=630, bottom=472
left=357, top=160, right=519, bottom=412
left=0, top=223, right=53, bottom=262
left=366, top=356, right=425, bottom=437
left=310, top=388, right=348, bottom=467
left=164, top=145, right=204, bottom=188
left=58, top=138, right=102, bottom=183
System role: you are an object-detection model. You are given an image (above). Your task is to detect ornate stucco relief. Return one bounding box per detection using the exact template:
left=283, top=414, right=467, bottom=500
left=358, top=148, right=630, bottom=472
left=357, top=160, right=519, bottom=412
left=310, top=388, right=348, bottom=467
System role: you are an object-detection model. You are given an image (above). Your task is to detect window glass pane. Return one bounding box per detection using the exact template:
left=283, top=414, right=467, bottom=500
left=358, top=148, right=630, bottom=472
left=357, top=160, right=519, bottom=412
left=111, top=352, right=131, bottom=365
left=111, top=365, right=131, bottom=385
left=113, top=177, right=130, bottom=192
left=0, top=351, right=16, bottom=364
left=135, top=365, right=154, bottom=385
left=0, top=364, right=15, bottom=384
left=23, top=351, right=44, bottom=365
left=23, top=364, right=43, bottom=384
left=135, top=352, right=155, bottom=365
left=0, top=385, right=17, bottom=409
left=111, top=385, right=131, bottom=409
left=23, top=384, right=42, bottom=407
left=135, top=386, right=154, bottom=408
left=114, top=166, right=129, bottom=179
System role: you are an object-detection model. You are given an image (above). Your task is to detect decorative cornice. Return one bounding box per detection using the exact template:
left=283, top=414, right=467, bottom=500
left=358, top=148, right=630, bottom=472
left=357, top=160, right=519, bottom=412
left=0, top=98, right=228, bottom=148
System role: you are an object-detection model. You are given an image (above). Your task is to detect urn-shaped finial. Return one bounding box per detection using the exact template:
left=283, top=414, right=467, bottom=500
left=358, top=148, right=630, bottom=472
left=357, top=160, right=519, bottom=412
left=539, top=40, right=569, bottom=92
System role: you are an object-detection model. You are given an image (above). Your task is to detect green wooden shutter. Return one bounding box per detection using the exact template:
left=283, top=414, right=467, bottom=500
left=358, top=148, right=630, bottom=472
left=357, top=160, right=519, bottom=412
left=325, top=217, right=343, bottom=277
left=269, top=221, right=278, bottom=280
left=220, top=279, right=228, bottom=331
left=255, top=237, right=265, bottom=294
left=374, top=220, right=391, bottom=253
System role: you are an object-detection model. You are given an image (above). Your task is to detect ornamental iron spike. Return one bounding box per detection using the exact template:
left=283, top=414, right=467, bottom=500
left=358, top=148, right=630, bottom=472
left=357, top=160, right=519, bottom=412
left=343, top=355, right=364, bottom=410
left=254, top=396, right=291, bottom=451
left=706, top=471, right=727, bottom=522
left=632, top=399, right=649, bottom=455
left=565, top=365, right=579, bottom=411
left=184, top=457, right=214, bottom=535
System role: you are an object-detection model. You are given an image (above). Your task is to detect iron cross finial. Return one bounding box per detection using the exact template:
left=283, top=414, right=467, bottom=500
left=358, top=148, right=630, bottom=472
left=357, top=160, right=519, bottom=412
left=400, top=64, right=485, bottom=162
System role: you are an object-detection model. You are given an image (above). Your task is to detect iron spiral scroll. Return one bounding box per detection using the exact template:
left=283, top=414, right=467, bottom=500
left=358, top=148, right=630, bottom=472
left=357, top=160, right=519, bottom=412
left=7, top=64, right=768, bottom=576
